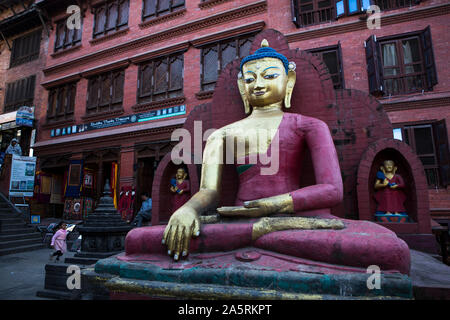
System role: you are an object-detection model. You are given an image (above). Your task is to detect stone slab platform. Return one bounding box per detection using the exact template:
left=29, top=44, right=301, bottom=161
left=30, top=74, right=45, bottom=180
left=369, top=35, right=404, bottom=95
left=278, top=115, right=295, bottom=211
left=83, top=248, right=413, bottom=300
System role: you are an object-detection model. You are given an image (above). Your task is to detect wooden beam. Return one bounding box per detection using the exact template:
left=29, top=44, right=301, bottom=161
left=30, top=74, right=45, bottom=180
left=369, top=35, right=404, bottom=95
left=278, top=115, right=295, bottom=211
left=0, top=30, right=11, bottom=50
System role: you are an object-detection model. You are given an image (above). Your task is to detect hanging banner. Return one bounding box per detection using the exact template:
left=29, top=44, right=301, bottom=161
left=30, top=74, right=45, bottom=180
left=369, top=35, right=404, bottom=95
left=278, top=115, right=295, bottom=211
left=9, top=155, right=37, bottom=197
left=65, top=160, right=83, bottom=198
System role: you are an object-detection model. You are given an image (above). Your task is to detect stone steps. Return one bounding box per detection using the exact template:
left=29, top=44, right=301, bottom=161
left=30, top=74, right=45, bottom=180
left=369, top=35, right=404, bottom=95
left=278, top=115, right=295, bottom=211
left=0, top=222, right=29, bottom=231
left=0, top=227, right=36, bottom=235
left=0, top=237, right=45, bottom=249
left=0, top=196, right=44, bottom=255
left=0, top=243, right=45, bottom=256
left=0, top=232, right=41, bottom=242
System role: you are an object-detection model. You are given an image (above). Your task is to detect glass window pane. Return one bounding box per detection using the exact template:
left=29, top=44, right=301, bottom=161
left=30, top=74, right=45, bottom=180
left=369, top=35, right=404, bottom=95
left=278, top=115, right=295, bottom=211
left=239, top=38, right=252, bottom=57
left=221, top=43, right=237, bottom=69
left=154, top=61, right=168, bottom=93
left=107, top=3, right=119, bottom=30
left=402, top=38, right=421, bottom=64
left=382, top=43, right=397, bottom=67
left=144, top=0, right=157, bottom=17
left=203, top=48, right=218, bottom=83
left=362, top=0, right=371, bottom=10
left=348, top=0, right=358, bottom=13
left=169, top=57, right=183, bottom=90
left=336, top=0, right=344, bottom=15
left=393, top=128, right=403, bottom=141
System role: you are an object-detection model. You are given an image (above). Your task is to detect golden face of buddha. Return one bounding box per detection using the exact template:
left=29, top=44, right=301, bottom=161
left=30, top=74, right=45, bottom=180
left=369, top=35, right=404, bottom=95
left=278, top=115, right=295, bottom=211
left=241, top=58, right=288, bottom=108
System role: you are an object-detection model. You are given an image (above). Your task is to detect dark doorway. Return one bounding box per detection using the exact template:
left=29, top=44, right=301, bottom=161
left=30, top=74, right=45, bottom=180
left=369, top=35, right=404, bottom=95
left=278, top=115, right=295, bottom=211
left=137, top=157, right=156, bottom=203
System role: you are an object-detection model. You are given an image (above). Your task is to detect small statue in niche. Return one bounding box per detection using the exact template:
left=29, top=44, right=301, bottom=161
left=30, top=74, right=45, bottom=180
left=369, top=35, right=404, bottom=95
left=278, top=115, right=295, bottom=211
left=374, top=160, right=409, bottom=222
left=170, top=168, right=191, bottom=212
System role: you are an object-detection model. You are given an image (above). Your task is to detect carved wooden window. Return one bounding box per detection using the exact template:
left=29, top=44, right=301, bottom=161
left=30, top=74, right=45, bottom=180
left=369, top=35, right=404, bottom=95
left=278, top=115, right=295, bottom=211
left=307, top=44, right=344, bottom=89
left=335, top=0, right=371, bottom=17
left=54, top=18, right=82, bottom=52
left=10, top=29, right=41, bottom=68
left=4, top=75, right=36, bottom=113
left=200, top=35, right=254, bottom=91
left=365, top=26, right=437, bottom=96
left=86, top=69, right=125, bottom=114
left=138, top=53, right=184, bottom=103
left=394, top=120, right=449, bottom=188
left=93, top=0, right=129, bottom=38
left=142, top=0, right=185, bottom=21
left=47, top=83, right=76, bottom=122
left=291, top=0, right=335, bottom=27
left=373, top=0, right=420, bottom=11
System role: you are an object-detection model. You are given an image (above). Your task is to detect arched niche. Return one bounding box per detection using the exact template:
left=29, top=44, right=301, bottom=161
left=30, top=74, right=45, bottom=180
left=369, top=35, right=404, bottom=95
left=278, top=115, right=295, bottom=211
left=357, top=138, right=431, bottom=235
left=150, top=152, right=199, bottom=225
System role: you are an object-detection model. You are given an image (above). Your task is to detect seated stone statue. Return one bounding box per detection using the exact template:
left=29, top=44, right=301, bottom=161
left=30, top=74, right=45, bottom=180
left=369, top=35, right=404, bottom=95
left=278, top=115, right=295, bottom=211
left=374, top=160, right=407, bottom=215
left=124, top=40, right=410, bottom=275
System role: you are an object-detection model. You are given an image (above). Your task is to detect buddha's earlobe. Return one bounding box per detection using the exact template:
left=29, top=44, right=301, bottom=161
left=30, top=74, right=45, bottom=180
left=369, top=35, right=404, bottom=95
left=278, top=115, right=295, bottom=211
left=284, top=69, right=296, bottom=109
left=237, top=75, right=251, bottom=115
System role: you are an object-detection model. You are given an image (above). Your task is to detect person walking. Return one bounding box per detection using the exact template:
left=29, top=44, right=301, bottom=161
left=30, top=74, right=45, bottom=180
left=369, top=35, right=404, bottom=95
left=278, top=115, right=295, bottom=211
left=132, top=192, right=152, bottom=227
left=49, top=222, right=68, bottom=262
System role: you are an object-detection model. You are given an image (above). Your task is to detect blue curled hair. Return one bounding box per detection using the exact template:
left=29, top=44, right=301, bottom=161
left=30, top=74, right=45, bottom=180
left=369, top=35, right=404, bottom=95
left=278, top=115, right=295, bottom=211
left=240, top=46, right=290, bottom=74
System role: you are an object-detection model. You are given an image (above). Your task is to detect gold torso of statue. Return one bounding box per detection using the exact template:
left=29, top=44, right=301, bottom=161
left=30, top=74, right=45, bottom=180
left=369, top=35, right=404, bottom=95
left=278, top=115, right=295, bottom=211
left=161, top=40, right=342, bottom=261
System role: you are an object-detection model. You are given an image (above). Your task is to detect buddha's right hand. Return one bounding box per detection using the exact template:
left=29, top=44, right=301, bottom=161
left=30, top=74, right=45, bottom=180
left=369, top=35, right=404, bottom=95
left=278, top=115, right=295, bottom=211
left=162, top=206, right=200, bottom=261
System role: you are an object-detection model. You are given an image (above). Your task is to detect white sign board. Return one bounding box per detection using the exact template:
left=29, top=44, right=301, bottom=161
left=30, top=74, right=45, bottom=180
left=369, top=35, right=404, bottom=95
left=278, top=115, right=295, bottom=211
left=9, top=155, right=37, bottom=197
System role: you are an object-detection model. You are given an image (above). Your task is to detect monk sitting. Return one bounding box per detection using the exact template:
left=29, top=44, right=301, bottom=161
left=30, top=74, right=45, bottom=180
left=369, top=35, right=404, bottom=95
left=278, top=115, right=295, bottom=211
left=124, top=40, right=410, bottom=275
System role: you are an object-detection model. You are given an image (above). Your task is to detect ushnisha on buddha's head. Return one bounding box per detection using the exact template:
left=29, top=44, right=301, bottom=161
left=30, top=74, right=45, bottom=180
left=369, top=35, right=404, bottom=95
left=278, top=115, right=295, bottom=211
left=238, top=39, right=297, bottom=114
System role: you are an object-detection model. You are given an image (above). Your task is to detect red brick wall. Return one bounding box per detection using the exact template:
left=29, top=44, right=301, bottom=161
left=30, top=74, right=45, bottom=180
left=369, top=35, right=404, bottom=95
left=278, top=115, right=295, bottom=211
left=0, top=26, right=49, bottom=121
left=34, top=0, right=450, bottom=213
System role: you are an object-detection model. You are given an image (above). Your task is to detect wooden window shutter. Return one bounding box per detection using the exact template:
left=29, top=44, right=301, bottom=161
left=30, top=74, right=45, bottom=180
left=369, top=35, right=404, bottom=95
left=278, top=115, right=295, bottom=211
left=67, top=84, right=76, bottom=113
left=87, top=78, right=99, bottom=109
left=26, top=75, right=36, bottom=101
left=432, top=120, right=450, bottom=187
left=112, top=70, right=125, bottom=104
left=169, top=55, right=183, bottom=91
left=365, top=35, right=384, bottom=95
left=420, top=26, right=438, bottom=90
left=290, top=0, right=302, bottom=27
left=172, top=0, right=185, bottom=8
left=119, top=0, right=129, bottom=26
left=143, top=0, right=157, bottom=18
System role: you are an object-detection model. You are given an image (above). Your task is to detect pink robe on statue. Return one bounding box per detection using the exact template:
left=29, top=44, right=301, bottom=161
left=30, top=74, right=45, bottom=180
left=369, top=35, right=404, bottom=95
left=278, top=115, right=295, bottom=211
left=124, top=113, right=411, bottom=274
left=51, top=229, right=67, bottom=253
left=173, top=180, right=191, bottom=212
left=374, top=174, right=406, bottom=213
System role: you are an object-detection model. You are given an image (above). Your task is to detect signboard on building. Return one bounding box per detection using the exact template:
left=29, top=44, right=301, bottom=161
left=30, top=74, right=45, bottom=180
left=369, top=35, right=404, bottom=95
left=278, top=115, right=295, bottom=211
left=16, top=106, right=35, bottom=127
left=50, top=105, right=186, bottom=138
left=9, top=155, right=37, bottom=197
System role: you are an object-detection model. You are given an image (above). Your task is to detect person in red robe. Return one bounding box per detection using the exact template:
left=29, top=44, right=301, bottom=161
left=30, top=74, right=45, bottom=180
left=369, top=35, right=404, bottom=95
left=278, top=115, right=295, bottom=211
left=170, top=168, right=191, bottom=212
left=374, top=160, right=407, bottom=214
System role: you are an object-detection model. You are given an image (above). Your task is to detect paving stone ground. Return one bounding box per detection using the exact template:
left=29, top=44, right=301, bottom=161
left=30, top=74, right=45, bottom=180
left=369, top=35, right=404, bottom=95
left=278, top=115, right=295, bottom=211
left=0, top=248, right=77, bottom=300
left=0, top=248, right=448, bottom=300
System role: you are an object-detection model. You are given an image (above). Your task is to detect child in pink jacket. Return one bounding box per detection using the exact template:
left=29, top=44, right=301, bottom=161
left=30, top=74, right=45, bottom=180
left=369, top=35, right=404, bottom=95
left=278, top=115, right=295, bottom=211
left=50, top=222, right=68, bottom=262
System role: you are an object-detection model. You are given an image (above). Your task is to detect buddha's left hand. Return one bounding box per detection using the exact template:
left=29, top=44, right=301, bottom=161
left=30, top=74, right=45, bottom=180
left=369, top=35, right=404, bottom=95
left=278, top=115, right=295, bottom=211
left=217, top=193, right=294, bottom=217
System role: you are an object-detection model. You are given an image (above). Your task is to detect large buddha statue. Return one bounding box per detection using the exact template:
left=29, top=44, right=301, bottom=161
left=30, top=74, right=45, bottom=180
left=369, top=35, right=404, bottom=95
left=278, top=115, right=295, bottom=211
left=124, top=40, right=410, bottom=275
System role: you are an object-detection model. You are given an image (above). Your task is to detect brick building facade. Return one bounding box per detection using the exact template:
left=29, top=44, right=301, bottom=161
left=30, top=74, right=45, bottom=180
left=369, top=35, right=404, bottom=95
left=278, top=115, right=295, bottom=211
left=1, top=0, right=447, bottom=222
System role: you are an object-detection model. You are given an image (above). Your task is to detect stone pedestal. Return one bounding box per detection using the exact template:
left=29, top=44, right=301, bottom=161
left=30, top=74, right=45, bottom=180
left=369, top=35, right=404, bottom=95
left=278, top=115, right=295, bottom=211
left=73, top=181, right=132, bottom=264
left=37, top=181, right=132, bottom=299
left=82, top=248, right=413, bottom=300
